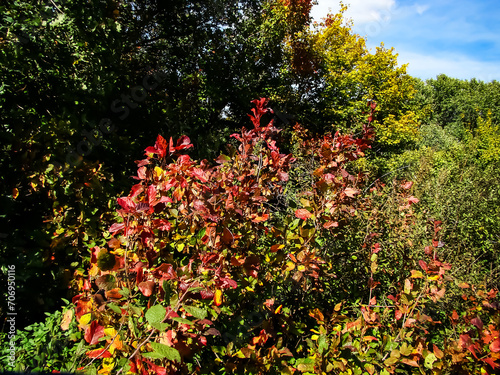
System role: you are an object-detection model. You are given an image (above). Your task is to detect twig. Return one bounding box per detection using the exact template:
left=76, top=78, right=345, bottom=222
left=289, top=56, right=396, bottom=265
left=50, top=0, right=64, bottom=14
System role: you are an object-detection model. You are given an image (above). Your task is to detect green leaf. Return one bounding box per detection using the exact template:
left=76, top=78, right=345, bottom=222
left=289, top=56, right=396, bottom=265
left=424, top=352, right=437, bottom=369
left=183, top=305, right=207, bottom=320
left=150, top=342, right=181, bottom=362
left=108, top=303, right=122, bottom=314
left=142, top=351, right=164, bottom=359
left=195, top=228, right=206, bottom=240
left=150, top=322, right=169, bottom=331
left=318, top=334, right=328, bottom=354
left=187, top=286, right=205, bottom=293
left=145, top=305, right=166, bottom=324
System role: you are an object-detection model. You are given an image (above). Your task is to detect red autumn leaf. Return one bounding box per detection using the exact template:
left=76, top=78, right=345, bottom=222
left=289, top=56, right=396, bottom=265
left=395, top=310, right=403, bottom=321
left=153, top=219, right=171, bottom=231
left=136, top=166, right=147, bottom=180
left=139, top=281, right=155, bottom=297
left=198, top=336, right=208, bottom=346
left=155, top=135, right=168, bottom=158
left=174, top=135, right=193, bottom=151
left=154, top=263, right=177, bottom=280
left=408, top=196, right=419, bottom=205
left=433, top=344, right=444, bottom=359
left=277, top=171, right=289, bottom=181
left=200, top=289, right=214, bottom=300
left=344, top=187, right=360, bottom=198
left=147, top=184, right=156, bottom=206
left=471, top=316, right=483, bottom=330
left=490, top=338, right=500, bottom=353
left=295, top=209, right=312, bottom=220
left=484, top=357, right=500, bottom=369
left=419, top=260, right=428, bottom=272
left=218, top=277, right=238, bottom=289
left=130, top=184, right=144, bottom=198
left=84, top=321, right=105, bottom=345
left=401, top=181, right=413, bottom=190
left=86, top=348, right=112, bottom=358
left=117, top=197, right=135, bottom=212
left=136, top=266, right=144, bottom=284
left=323, top=221, right=338, bottom=229
left=191, top=167, right=208, bottom=182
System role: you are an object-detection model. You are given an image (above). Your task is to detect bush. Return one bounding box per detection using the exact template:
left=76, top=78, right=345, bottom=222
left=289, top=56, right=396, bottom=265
left=46, top=100, right=499, bottom=374
left=0, top=300, right=85, bottom=373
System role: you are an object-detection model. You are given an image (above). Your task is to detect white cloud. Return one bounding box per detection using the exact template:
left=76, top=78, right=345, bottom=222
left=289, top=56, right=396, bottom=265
left=311, top=0, right=396, bottom=25
left=398, top=50, right=500, bottom=81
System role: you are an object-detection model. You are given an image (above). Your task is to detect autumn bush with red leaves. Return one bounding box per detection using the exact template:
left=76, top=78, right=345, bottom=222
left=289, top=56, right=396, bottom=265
left=65, top=99, right=499, bottom=374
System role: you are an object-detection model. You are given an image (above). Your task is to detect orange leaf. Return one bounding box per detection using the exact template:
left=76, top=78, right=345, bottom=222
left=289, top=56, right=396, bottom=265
left=400, top=358, right=419, bottom=367
left=214, top=289, right=223, bottom=306
left=323, top=221, right=338, bottom=229
left=270, top=244, right=284, bottom=252
left=60, top=309, right=74, bottom=331
left=251, top=213, right=269, bottom=223
left=433, top=344, right=444, bottom=359
left=139, top=281, right=155, bottom=297
left=105, top=288, right=123, bottom=300
left=295, top=209, right=312, bottom=220
left=86, top=348, right=112, bottom=358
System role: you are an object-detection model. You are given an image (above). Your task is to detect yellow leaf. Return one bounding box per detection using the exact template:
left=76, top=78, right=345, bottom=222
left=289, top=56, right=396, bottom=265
left=214, top=289, right=223, bottom=306
left=410, top=270, right=423, bottom=279
left=78, top=313, right=91, bottom=329
left=98, top=358, right=115, bottom=375
left=154, top=166, right=163, bottom=178
left=285, top=261, right=295, bottom=272
left=12, top=188, right=19, bottom=199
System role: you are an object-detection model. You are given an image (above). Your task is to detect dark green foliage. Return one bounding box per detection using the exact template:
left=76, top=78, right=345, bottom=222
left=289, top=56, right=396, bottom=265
left=0, top=0, right=295, bottom=326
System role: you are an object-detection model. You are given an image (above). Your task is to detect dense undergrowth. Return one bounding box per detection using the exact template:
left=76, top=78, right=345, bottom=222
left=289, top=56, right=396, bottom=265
left=2, top=99, right=498, bottom=374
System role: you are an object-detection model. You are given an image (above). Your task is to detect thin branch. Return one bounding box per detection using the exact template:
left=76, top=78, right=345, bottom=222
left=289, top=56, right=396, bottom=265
left=50, top=0, right=64, bottom=14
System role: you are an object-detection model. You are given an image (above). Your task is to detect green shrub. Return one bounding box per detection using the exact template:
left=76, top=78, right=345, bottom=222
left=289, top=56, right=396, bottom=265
left=0, top=300, right=86, bottom=373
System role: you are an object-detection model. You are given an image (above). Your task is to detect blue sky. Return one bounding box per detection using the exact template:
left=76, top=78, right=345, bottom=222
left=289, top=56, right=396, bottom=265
left=310, top=0, right=500, bottom=82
